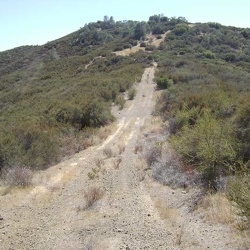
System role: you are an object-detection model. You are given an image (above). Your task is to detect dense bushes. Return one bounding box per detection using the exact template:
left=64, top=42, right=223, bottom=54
left=233, top=93, right=250, bottom=161
left=170, top=110, right=236, bottom=186
left=163, top=22, right=250, bottom=70
left=228, top=170, right=250, bottom=226
left=173, top=23, right=189, bottom=36
left=0, top=23, right=144, bottom=170
left=0, top=122, right=60, bottom=169
left=0, top=60, right=142, bottom=169
left=155, top=54, right=250, bottom=189
left=82, top=101, right=114, bottom=127
left=156, top=77, right=173, bottom=89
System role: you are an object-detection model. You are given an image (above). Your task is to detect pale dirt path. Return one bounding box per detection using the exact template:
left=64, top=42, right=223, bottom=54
left=113, top=31, right=170, bottom=56
left=85, top=56, right=104, bottom=69
left=0, top=64, right=245, bottom=250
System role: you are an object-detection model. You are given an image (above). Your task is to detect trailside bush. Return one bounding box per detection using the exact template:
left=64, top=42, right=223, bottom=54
left=228, top=170, right=250, bottom=228
left=170, top=110, right=236, bottom=187
left=0, top=122, right=60, bottom=169
left=156, top=77, right=173, bottom=89
left=56, top=105, right=82, bottom=128
left=128, top=87, right=137, bottom=100
left=115, top=95, right=126, bottom=110
left=82, top=100, right=114, bottom=127
left=234, top=93, right=250, bottom=162
left=173, top=104, right=200, bottom=132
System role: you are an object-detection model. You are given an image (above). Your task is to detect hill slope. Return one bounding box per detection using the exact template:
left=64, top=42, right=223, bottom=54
left=0, top=14, right=250, bottom=248
left=1, top=65, right=248, bottom=249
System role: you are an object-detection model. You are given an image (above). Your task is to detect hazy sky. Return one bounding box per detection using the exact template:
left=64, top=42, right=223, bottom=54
left=0, top=0, right=249, bottom=52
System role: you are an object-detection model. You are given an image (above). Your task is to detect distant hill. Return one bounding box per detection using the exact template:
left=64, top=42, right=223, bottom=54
left=0, top=14, right=249, bottom=172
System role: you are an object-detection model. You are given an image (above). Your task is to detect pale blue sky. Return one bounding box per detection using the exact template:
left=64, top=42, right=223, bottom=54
left=0, top=0, right=249, bottom=52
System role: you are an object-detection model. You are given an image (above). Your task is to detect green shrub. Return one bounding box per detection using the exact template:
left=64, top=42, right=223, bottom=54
left=82, top=100, right=114, bottom=127
left=156, top=77, right=173, bottom=89
left=203, top=50, right=216, bottom=59
left=56, top=105, right=82, bottom=127
left=173, top=24, right=189, bottom=36
left=174, top=104, right=200, bottom=131
left=234, top=93, right=250, bottom=161
left=128, top=87, right=137, bottom=100
left=0, top=123, right=60, bottom=169
left=115, top=95, right=126, bottom=110
left=228, top=170, right=250, bottom=228
left=145, top=45, right=156, bottom=51
left=170, top=110, right=236, bottom=186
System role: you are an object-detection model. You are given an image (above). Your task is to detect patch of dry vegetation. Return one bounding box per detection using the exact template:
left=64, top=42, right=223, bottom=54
left=155, top=200, right=180, bottom=223
left=95, top=158, right=104, bottom=168
left=118, top=144, right=126, bottom=155
left=78, top=187, right=105, bottom=210
left=134, top=144, right=143, bottom=154
left=227, top=173, right=250, bottom=228
left=196, top=193, right=234, bottom=224
left=1, top=166, right=33, bottom=187
left=113, top=158, right=122, bottom=169
left=103, top=147, right=113, bottom=158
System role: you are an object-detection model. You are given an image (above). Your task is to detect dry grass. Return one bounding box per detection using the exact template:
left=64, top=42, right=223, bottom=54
left=175, top=223, right=185, bottom=246
left=155, top=200, right=180, bottom=223
left=95, top=158, right=104, bottom=168
left=137, top=170, right=146, bottom=182
left=103, top=147, right=113, bottom=158
left=134, top=144, right=143, bottom=154
left=227, top=174, right=250, bottom=228
left=118, top=144, right=126, bottom=155
left=147, top=32, right=169, bottom=48
left=113, top=44, right=145, bottom=56
left=196, top=193, right=234, bottom=224
left=144, top=146, right=162, bottom=166
left=98, top=127, right=111, bottom=141
left=83, top=187, right=105, bottom=209
left=2, top=166, right=33, bottom=187
left=82, top=138, right=94, bottom=150
left=155, top=199, right=185, bottom=246
left=114, top=158, right=122, bottom=169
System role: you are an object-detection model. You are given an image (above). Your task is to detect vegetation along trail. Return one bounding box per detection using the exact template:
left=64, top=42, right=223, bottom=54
left=0, top=64, right=246, bottom=249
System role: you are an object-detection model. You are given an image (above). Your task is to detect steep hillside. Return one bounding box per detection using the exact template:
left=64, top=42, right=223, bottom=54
left=0, top=16, right=188, bottom=170
left=0, top=15, right=249, bottom=187
left=0, top=14, right=250, bottom=248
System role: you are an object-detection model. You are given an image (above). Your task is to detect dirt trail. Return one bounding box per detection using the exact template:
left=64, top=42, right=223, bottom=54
left=0, top=65, right=245, bottom=250
left=114, top=31, right=169, bottom=56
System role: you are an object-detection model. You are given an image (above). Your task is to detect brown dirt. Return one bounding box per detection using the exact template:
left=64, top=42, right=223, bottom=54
left=113, top=31, right=169, bottom=56
left=113, top=44, right=145, bottom=56
left=0, top=64, right=248, bottom=250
